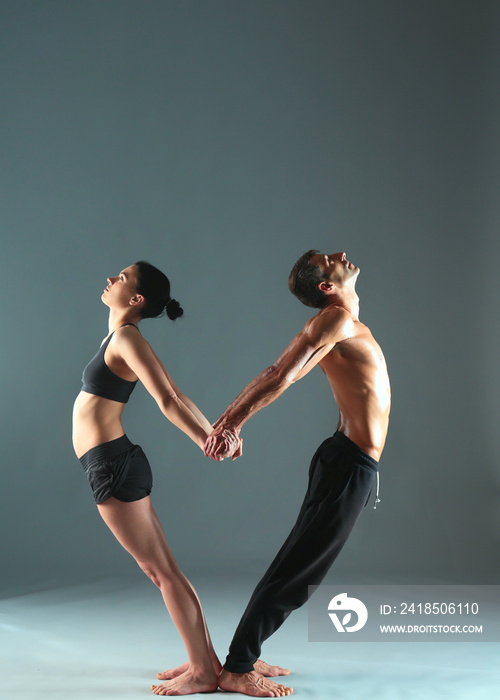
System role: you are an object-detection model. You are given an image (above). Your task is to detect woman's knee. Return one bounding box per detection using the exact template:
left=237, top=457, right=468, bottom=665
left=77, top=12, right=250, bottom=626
left=137, top=559, right=178, bottom=589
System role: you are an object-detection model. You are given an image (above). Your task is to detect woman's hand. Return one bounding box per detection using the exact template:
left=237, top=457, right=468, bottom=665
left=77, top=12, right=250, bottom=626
left=204, top=428, right=242, bottom=461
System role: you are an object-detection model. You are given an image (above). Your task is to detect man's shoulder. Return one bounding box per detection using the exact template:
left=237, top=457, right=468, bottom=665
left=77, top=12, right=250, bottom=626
left=305, top=306, right=355, bottom=343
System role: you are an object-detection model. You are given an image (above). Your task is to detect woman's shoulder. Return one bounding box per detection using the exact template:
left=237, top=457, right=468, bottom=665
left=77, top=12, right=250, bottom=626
left=111, top=324, right=156, bottom=357
left=119, top=322, right=141, bottom=333
left=110, top=324, right=145, bottom=349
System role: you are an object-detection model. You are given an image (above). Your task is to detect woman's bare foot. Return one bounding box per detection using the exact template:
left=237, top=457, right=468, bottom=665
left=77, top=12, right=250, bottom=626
left=157, top=654, right=222, bottom=682
left=151, top=669, right=218, bottom=696
left=254, top=659, right=291, bottom=677
left=156, top=662, right=189, bottom=681
left=218, top=669, right=293, bottom=697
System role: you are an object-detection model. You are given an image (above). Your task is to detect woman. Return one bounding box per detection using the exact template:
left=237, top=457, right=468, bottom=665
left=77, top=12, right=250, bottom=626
left=72, top=260, right=235, bottom=696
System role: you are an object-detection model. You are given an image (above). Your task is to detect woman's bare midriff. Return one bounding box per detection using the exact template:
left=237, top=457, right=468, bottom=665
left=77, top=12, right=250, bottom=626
left=72, top=391, right=128, bottom=458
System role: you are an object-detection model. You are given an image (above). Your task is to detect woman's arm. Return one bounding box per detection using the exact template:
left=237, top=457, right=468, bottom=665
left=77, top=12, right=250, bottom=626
left=113, top=327, right=211, bottom=451
left=149, top=347, right=213, bottom=434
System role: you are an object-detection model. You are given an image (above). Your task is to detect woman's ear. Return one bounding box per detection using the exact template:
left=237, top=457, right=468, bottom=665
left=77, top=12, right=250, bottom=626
left=129, top=294, right=145, bottom=307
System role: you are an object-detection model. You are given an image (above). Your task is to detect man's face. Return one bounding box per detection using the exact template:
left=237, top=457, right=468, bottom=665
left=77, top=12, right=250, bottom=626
left=310, top=252, right=360, bottom=287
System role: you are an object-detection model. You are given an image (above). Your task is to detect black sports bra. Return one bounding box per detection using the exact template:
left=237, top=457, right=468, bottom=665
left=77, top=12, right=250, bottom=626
left=81, top=324, right=138, bottom=403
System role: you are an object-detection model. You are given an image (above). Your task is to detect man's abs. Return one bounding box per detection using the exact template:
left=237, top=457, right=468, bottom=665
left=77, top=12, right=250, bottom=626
left=320, top=328, right=391, bottom=460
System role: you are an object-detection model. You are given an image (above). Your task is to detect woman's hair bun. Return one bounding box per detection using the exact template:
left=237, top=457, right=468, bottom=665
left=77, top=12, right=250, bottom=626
left=166, top=298, right=183, bottom=321
left=134, top=261, right=184, bottom=321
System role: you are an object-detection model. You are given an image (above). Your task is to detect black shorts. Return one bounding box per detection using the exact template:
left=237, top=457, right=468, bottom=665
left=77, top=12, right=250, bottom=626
left=79, top=435, right=153, bottom=504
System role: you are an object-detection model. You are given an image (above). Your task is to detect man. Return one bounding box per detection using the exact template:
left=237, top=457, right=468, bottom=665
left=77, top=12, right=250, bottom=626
left=205, top=250, right=391, bottom=698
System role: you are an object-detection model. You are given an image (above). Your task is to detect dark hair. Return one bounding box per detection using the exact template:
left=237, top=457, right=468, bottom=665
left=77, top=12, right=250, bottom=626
left=134, top=261, right=184, bottom=320
left=287, top=249, right=329, bottom=309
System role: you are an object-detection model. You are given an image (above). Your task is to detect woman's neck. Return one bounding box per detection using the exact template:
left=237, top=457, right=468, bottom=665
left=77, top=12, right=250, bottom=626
left=107, top=309, right=140, bottom=334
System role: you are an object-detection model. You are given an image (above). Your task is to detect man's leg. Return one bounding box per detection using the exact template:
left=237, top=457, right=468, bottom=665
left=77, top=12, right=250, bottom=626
left=224, top=433, right=378, bottom=673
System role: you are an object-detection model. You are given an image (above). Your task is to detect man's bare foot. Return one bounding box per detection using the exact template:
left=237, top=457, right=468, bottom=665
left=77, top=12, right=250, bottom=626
left=156, top=662, right=189, bottom=681
left=218, top=669, right=293, bottom=697
left=254, top=659, right=291, bottom=677
left=151, top=669, right=218, bottom=696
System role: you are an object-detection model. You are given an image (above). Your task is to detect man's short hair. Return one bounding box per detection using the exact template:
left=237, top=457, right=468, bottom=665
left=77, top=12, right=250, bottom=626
left=288, top=249, right=329, bottom=308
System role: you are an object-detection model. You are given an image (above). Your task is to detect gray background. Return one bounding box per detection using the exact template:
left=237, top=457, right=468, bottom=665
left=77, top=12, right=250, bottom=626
left=1, top=0, right=499, bottom=597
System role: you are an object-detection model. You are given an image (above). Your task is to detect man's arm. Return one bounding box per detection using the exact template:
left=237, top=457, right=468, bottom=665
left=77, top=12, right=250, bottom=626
left=211, top=366, right=277, bottom=431
left=205, top=307, right=353, bottom=459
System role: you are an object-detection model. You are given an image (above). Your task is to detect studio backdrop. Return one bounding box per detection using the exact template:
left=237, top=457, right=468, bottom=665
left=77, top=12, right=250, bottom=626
left=1, top=0, right=499, bottom=597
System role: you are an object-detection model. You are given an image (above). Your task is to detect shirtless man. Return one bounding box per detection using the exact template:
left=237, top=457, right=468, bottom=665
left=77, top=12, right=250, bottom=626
left=205, top=250, right=391, bottom=698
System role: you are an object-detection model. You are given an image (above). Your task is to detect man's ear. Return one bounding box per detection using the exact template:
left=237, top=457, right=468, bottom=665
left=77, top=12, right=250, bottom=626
left=318, top=280, right=336, bottom=295
left=129, top=294, right=145, bottom=307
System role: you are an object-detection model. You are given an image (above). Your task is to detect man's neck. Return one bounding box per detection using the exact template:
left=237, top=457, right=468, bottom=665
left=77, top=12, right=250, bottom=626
left=325, top=289, right=360, bottom=319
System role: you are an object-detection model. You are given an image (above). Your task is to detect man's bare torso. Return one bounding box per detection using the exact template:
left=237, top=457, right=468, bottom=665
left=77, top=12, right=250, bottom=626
left=305, top=306, right=390, bottom=460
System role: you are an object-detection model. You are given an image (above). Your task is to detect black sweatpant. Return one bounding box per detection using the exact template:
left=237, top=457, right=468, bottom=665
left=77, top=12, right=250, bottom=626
left=224, top=431, right=379, bottom=673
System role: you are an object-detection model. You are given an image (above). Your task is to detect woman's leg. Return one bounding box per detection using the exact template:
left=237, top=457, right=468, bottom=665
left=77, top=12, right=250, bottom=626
left=97, top=495, right=220, bottom=695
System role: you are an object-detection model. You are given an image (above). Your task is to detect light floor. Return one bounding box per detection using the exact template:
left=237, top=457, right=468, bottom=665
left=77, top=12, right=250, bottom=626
left=0, top=576, right=498, bottom=700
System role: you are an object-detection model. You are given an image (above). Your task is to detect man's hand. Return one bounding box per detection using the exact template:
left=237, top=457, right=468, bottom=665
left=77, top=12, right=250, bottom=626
left=204, top=427, right=242, bottom=461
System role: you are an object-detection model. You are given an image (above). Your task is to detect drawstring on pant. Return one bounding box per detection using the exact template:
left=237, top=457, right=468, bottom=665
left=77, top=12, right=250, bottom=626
left=374, top=471, right=381, bottom=509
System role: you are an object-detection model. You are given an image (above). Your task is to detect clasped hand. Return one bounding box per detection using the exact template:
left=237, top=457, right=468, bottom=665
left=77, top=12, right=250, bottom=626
left=204, top=425, right=242, bottom=461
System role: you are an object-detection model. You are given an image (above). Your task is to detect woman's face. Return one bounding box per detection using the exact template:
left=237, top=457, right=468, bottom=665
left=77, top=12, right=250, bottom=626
left=101, top=264, right=139, bottom=309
